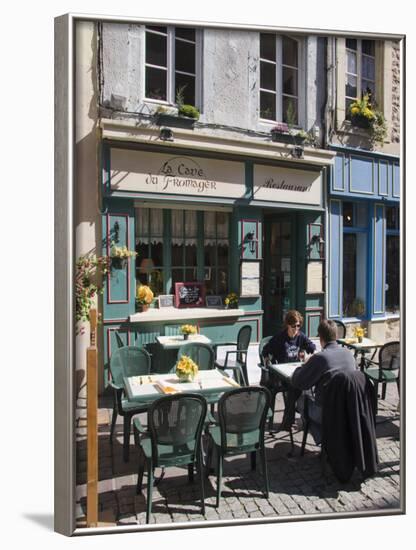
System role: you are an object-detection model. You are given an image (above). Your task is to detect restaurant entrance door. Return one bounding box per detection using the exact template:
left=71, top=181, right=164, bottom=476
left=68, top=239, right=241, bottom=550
left=263, top=215, right=296, bottom=336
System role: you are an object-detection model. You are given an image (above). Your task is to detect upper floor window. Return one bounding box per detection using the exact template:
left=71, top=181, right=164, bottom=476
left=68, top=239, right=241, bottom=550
left=259, top=34, right=300, bottom=124
left=345, top=39, right=375, bottom=115
left=145, top=26, right=199, bottom=105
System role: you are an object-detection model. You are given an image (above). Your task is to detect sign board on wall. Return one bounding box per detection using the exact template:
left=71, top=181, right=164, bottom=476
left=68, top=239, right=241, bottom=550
left=253, top=165, right=322, bottom=206
left=240, top=260, right=261, bottom=297
left=109, top=149, right=246, bottom=199
left=174, top=282, right=206, bottom=308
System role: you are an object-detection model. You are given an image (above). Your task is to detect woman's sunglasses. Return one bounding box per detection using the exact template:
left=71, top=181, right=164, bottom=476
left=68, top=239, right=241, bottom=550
left=290, top=323, right=301, bottom=328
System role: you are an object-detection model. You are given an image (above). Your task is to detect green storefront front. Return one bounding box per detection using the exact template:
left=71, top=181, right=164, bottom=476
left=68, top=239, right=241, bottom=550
left=101, top=137, right=333, bottom=385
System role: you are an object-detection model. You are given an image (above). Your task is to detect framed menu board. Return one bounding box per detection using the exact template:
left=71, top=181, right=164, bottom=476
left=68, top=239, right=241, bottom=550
left=174, top=282, right=206, bottom=308
left=240, top=260, right=261, bottom=297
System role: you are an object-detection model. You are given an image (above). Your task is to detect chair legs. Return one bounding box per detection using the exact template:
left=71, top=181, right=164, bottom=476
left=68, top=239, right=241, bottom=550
left=110, top=404, right=117, bottom=444
left=216, top=455, right=223, bottom=508
left=260, top=448, right=269, bottom=498
left=146, top=463, right=154, bottom=524
left=197, top=449, right=206, bottom=516
left=123, top=415, right=133, bottom=462
left=301, top=418, right=309, bottom=456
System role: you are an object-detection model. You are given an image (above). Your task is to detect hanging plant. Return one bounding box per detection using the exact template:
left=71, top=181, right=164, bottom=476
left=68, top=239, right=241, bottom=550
left=75, top=254, right=110, bottom=334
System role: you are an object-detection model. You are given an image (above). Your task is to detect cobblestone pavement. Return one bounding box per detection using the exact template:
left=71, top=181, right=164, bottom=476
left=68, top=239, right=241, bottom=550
left=75, top=346, right=401, bottom=527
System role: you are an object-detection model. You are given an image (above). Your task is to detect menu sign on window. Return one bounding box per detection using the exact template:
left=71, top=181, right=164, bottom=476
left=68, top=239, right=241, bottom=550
left=174, top=282, right=206, bottom=308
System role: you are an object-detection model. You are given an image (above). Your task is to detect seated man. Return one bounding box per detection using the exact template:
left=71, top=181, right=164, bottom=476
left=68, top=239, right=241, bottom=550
left=290, top=319, right=356, bottom=441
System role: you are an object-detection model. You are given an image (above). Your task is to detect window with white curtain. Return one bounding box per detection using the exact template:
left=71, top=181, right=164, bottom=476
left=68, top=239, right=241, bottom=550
left=135, top=207, right=230, bottom=303
left=345, top=39, right=376, bottom=116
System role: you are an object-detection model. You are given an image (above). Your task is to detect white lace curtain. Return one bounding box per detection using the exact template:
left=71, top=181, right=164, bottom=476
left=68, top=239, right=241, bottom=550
left=136, top=208, right=163, bottom=244
left=172, top=210, right=197, bottom=245
left=136, top=208, right=228, bottom=245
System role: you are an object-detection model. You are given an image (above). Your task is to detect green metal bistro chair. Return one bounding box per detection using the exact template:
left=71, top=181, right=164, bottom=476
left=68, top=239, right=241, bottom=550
left=214, top=325, right=252, bottom=385
left=177, top=342, right=215, bottom=370
left=333, top=320, right=347, bottom=339
left=109, top=346, right=151, bottom=462
left=134, top=393, right=207, bottom=524
left=207, top=386, right=271, bottom=507
left=258, top=336, right=282, bottom=430
left=363, top=341, right=400, bottom=412
left=114, top=330, right=125, bottom=349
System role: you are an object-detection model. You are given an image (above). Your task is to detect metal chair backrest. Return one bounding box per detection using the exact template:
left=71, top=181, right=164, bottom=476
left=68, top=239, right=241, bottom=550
left=148, top=393, right=207, bottom=466
left=236, top=325, right=252, bottom=364
left=109, top=346, right=151, bottom=387
left=177, top=342, right=215, bottom=370
left=379, top=341, right=400, bottom=372
left=114, top=331, right=125, bottom=349
left=333, top=320, right=346, bottom=339
left=258, top=336, right=273, bottom=365
left=217, top=387, right=270, bottom=451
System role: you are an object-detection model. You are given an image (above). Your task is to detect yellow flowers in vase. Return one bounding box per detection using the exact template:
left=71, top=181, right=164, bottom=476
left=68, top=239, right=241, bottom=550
left=110, top=242, right=137, bottom=269
left=224, top=292, right=238, bottom=309
left=353, top=326, right=367, bottom=343
left=176, top=355, right=199, bottom=382
left=180, top=324, right=197, bottom=340
left=136, top=285, right=154, bottom=312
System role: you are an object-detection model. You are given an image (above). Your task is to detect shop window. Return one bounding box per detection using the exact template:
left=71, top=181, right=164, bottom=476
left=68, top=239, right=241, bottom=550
left=204, top=212, right=229, bottom=295
left=135, top=207, right=229, bottom=304
left=135, top=208, right=165, bottom=296
left=259, top=34, right=302, bottom=124
left=342, top=202, right=368, bottom=317
left=145, top=26, right=199, bottom=106
left=171, top=210, right=198, bottom=289
left=345, top=38, right=376, bottom=116
left=386, top=206, right=399, bottom=313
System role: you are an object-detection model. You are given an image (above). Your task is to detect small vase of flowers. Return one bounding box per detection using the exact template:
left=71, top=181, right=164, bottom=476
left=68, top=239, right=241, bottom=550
left=176, top=355, right=199, bottom=382
left=136, top=285, right=154, bottom=312
left=180, top=324, right=197, bottom=340
left=353, top=326, right=366, bottom=343
left=224, top=292, right=239, bottom=309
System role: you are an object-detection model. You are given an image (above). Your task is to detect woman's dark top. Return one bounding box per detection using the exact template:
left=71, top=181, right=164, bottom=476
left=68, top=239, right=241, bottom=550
left=262, top=329, right=316, bottom=363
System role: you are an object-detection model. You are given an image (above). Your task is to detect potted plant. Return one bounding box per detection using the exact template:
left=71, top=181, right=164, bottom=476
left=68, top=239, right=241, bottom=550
left=75, top=254, right=110, bottom=334
left=224, top=292, right=239, bottom=309
left=348, top=94, right=387, bottom=147
left=110, top=242, right=137, bottom=269
left=180, top=324, right=198, bottom=340
left=353, top=326, right=366, bottom=343
left=136, top=285, right=154, bottom=312
left=154, top=86, right=200, bottom=129
left=270, top=122, right=307, bottom=146
left=176, top=355, right=199, bottom=382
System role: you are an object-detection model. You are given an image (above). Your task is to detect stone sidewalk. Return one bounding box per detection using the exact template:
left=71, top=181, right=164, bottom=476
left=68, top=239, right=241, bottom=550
left=75, top=347, right=401, bottom=527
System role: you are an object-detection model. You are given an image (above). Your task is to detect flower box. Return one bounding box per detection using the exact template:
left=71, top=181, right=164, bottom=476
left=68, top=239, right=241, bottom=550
left=350, top=115, right=371, bottom=129
left=270, top=131, right=306, bottom=145
left=155, top=113, right=196, bottom=129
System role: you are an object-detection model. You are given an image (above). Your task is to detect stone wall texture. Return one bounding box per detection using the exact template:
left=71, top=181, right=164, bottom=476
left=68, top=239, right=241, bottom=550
left=391, top=41, right=400, bottom=143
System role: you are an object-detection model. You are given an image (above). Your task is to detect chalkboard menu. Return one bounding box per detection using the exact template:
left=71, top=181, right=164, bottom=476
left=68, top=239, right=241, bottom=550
left=175, top=282, right=206, bottom=308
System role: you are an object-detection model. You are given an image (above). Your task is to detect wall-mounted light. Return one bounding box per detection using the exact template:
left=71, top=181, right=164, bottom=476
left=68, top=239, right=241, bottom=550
left=159, top=127, right=174, bottom=141
left=245, top=230, right=258, bottom=254
left=291, top=145, right=304, bottom=159
left=310, top=234, right=325, bottom=246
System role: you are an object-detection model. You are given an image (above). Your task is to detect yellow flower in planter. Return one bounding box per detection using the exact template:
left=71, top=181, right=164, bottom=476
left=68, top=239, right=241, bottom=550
left=176, top=355, right=199, bottom=382
left=180, top=324, right=197, bottom=335
left=136, top=285, right=154, bottom=305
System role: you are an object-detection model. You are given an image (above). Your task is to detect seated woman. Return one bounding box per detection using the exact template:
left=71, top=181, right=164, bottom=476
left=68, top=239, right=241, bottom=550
left=262, top=309, right=316, bottom=364
left=261, top=310, right=316, bottom=431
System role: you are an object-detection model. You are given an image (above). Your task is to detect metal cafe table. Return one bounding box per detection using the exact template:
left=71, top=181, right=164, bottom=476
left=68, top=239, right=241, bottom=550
left=154, top=334, right=212, bottom=374
left=123, top=368, right=239, bottom=407
left=337, top=337, right=383, bottom=370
